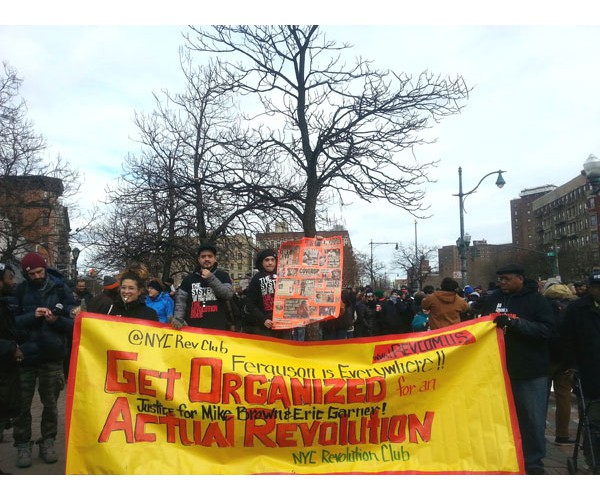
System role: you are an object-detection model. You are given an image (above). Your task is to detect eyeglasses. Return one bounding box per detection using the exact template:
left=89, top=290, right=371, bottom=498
left=497, top=275, right=518, bottom=282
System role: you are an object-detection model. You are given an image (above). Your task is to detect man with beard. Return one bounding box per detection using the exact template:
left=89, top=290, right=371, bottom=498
left=12, top=252, right=74, bottom=468
left=170, top=243, right=234, bottom=331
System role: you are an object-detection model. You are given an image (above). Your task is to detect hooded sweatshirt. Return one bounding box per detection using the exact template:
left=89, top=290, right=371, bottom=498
left=245, top=249, right=278, bottom=328
left=421, top=290, right=468, bottom=330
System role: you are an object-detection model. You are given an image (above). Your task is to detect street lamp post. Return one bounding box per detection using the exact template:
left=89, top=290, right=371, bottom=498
left=369, top=239, right=399, bottom=289
left=71, top=247, right=80, bottom=282
left=582, top=154, right=600, bottom=193
left=414, top=220, right=419, bottom=291
left=454, top=166, right=506, bottom=288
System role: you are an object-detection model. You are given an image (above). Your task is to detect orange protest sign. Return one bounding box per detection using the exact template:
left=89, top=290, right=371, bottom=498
left=65, top=313, right=524, bottom=474
left=272, top=236, right=343, bottom=329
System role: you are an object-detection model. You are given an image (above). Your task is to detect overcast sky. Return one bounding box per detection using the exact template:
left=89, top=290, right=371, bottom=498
left=3, top=4, right=600, bottom=276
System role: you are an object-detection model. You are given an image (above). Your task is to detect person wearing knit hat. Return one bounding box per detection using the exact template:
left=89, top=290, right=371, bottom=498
left=245, top=248, right=293, bottom=339
left=103, top=276, right=119, bottom=290
left=20, top=252, right=47, bottom=273
left=145, top=278, right=174, bottom=324
left=12, top=250, right=75, bottom=468
left=86, top=276, right=120, bottom=314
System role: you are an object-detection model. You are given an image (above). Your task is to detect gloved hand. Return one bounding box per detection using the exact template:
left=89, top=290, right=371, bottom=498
left=494, top=314, right=513, bottom=329
left=169, top=317, right=186, bottom=330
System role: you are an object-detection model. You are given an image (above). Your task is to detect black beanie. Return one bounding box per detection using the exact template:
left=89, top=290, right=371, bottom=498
left=255, top=249, right=277, bottom=271
left=147, top=280, right=163, bottom=292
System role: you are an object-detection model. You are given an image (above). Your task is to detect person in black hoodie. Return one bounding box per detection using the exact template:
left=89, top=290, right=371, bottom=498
left=245, top=248, right=292, bottom=340
left=108, top=268, right=159, bottom=321
left=481, top=263, right=556, bottom=475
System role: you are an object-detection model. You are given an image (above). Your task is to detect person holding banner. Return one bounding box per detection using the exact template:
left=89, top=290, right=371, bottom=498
left=480, top=263, right=556, bottom=475
left=108, top=268, right=159, bottom=321
left=170, top=243, right=234, bottom=331
left=245, top=248, right=293, bottom=339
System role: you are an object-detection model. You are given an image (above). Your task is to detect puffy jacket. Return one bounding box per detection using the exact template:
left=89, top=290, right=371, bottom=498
left=481, top=278, right=556, bottom=380
left=14, top=269, right=75, bottom=365
left=145, top=291, right=174, bottom=323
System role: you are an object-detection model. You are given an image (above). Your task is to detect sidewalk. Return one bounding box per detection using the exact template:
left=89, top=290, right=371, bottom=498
left=0, top=387, right=593, bottom=475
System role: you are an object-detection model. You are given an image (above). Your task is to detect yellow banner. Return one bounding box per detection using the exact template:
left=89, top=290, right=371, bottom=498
left=65, top=313, right=524, bottom=474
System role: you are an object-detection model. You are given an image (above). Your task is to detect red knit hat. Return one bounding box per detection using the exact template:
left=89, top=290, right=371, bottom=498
left=21, top=252, right=48, bottom=272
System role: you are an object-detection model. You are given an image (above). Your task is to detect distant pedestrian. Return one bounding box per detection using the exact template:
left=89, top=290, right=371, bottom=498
left=86, top=276, right=120, bottom=314
left=421, top=277, right=468, bottom=330
left=145, top=278, right=174, bottom=323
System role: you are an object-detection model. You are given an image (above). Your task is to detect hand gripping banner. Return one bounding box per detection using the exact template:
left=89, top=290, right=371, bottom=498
left=65, top=313, right=524, bottom=474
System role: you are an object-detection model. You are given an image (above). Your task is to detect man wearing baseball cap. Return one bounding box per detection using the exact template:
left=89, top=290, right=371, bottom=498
left=12, top=252, right=74, bottom=468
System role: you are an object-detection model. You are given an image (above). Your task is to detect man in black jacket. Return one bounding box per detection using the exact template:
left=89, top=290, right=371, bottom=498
left=481, top=263, right=556, bottom=475
left=560, top=272, right=600, bottom=471
left=13, top=252, right=74, bottom=468
left=171, top=243, right=234, bottom=331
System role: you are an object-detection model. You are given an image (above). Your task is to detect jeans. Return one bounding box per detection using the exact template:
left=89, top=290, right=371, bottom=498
left=293, top=327, right=306, bottom=341
left=511, top=376, right=549, bottom=471
left=12, top=361, right=65, bottom=445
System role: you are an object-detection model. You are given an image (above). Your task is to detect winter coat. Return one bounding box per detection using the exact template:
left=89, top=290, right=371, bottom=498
left=245, top=271, right=276, bottom=328
left=560, top=294, right=600, bottom=399
left=86, top=289, right=119, bottom=315
left=173, top=264, right=234, bottom=330
left=109, top=297, right=159, bottom=322
left=0, top=295, right=22, bottom=369
left=481, top=278, right=556, bottom=380
left=543, top=284, right=576, bottom=365
left=379, top=297, right=413, bottom=334
left=0, top=295, right=23, bottom=420
left=145, top=291, right=175, bottom=323
left=14, top=269, right=75, bottom=366
left=421, top=291, right=469, bottom=330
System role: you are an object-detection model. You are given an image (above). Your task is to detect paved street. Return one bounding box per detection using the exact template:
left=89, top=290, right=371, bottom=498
left=0, top=386, right=594, bottom=475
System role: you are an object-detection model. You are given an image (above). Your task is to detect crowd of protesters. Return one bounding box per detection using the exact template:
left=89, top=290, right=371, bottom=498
left=1, top=243, right=599, bottom=475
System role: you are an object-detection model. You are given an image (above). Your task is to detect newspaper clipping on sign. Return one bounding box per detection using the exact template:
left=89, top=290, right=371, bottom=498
left=272, top=236, right=343, bottom=330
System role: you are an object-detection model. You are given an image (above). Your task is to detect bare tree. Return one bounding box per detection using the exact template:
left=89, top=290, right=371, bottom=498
left=185, top=25, right=470, bottom=237
left=391, top=243, right=438, bottom=291
left=88, top=53, right=299, bottom=277
left=0, top=62, right=81, bottom=262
